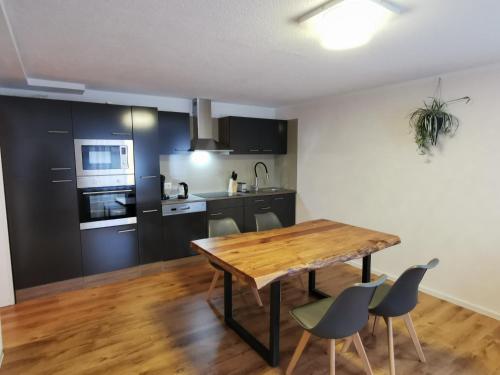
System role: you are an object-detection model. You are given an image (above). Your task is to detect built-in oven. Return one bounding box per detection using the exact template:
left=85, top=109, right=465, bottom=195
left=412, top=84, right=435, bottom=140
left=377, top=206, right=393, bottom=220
left=74, top=139, right=134, bottom=177
left=78, top=185, right=137, bottom=230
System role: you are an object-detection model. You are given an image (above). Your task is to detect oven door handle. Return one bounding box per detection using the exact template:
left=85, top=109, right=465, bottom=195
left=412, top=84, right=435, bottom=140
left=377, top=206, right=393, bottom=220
left=82, top=189, right=133, bottom=195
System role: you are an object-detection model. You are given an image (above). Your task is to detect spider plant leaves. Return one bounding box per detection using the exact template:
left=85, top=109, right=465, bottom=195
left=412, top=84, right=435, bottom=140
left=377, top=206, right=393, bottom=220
left=409, top=96, right=465, bottom=154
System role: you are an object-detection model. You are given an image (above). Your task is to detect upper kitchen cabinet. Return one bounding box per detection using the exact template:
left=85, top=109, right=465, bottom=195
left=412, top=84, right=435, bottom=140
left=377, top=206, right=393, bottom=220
left=218, top=117, right=287, bottom=154
left=158, top=111, right=191, bottom=154
left=72, top=102, right=133, bottom=139
left=0, top=96, right=82, bottom=289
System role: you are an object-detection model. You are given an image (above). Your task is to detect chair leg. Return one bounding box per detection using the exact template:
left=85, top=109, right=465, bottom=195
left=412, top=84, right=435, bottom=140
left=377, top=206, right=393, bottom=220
left=372, top=315, right=379, bottom=336
left=341, top=336, right=353, bottom=353
left=403, top=313, right=426, bottom=363
left=329, top=339, right=336, bottom=375
left=384, top=317, right=396, bottom=375
left=286, top=331, right=311, bottom=375
left=206, top=270, right=221, bottom=301
left=352, top=332, right=374, bottom=375
left=250, top=286, right=263, bottom=307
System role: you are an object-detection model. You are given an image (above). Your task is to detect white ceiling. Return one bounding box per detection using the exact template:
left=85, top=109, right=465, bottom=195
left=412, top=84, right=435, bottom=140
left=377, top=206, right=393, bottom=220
left=1, top=0, right=500, bottom=107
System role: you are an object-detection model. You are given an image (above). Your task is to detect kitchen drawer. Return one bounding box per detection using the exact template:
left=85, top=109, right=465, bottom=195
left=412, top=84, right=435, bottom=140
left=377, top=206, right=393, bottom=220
left=244, top=195, right=272, bottom=208
left=81, top=224, right=139, bottom=276
left=206, top=197, right=244, bottom=211
left=207, top=206, right=244, bottom=233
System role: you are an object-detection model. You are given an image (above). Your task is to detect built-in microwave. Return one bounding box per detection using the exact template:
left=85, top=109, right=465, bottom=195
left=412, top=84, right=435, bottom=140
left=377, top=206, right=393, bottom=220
left=74, top=139, right=134, bottom=177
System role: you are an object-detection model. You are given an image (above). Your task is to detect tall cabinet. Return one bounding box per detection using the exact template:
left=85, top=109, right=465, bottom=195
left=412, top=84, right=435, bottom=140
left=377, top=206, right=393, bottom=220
left=132, top=107, right=163, bottom=264
left=0, top=96, right=82, bottom=289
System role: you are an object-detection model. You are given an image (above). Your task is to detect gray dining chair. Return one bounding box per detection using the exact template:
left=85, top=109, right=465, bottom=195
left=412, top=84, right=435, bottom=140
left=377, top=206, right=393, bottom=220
left=255, top=212, right=306, bottom=290
left=286, top=275, right=387, bottom=375
left=206, top=218, right=263, bottom=306
left=344, top=258, right=439, bottom=375
left=255, top=212, right=283, bottom=231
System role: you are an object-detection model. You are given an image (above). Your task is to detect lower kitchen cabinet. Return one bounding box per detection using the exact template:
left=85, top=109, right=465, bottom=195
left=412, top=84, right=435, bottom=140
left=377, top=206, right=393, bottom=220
left=81, top=224, right=139, bottom=276
left=137, top=208, right=163, bottom=263
left=206, top=199, right=244, bottom=232
left=162, top=212, right=207, bottom=260
left=244, top=193, right=296, bottom=232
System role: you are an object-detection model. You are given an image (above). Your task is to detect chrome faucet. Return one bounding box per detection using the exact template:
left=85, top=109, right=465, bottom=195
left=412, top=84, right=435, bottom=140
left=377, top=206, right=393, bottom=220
left=254, top=162, right=269, bottom=192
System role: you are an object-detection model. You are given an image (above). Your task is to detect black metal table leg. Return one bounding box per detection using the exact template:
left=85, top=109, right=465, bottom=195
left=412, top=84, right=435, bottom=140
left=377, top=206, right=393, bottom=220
left=308, top=270, right=330, bottom=299
left=223, top=270, right=281, bottom=367
left=362, top=255, right=372, bottom=283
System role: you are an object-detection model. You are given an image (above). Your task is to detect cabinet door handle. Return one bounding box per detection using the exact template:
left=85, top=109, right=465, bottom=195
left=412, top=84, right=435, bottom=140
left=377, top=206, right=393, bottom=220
left=142, top=209, right=158, bottom=213
left=254, top=199, right=265, bottom=203
left=111, top=132, right=131, bottom=136
left=274, top=197, right=285, bottom=201
left=210, top=212, right=223, bottom=216
left=51, top=179, right=72, bottom=183
left=50, top=167, right=72, bottom=171
left=174, top=148, right=190, bottom=152
left=249, top=149, right=260, bottom=152
left=259, top=206, right=272, bottom=210
left=118, top=228, right=136, bottom=234
left=140, top=175, right=158, bottom=179
left=47, top=130, right=69, bottom=134
left=263, top=149, right=273, bottom=152
left=179, top=206, right=190, bottom=211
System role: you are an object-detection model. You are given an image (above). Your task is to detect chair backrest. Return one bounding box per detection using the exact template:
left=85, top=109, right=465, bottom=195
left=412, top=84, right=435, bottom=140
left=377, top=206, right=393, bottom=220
left=208, top=217, right=241, bottom=238
left=370, top=258, right=439, bottom=317
left=310, top=275, right=387, bottom=339
left=255, top=212, right=282, bottom=231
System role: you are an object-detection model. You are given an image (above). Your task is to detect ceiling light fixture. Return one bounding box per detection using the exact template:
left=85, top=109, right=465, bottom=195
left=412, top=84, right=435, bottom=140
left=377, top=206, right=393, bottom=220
left=298, top=0, right=402, bottom=50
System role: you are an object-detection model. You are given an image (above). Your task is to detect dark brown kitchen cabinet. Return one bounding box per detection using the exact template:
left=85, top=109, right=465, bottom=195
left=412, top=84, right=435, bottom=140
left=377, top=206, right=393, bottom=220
left=206, top=199, right=245, bottom=233
left=158, top=111, right=191, bottom=154
left=72, top=102, right=133, bottom=139
left=81, top=224, right=138, bottom=275
left=0, top=96, right=82, bottom=289
left=218, top=116, right=287, bottom=154
left=132, top=106, right=163, bottom=264
left=243, top=193, right=296, bottom=232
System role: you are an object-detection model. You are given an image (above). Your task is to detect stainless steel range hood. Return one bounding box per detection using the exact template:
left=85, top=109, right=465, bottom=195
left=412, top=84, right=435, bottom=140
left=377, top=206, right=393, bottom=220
left=190, top=98, right=232, bottom=152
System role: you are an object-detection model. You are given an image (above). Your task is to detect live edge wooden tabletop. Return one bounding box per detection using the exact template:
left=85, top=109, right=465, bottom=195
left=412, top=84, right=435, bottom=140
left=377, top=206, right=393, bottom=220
left=191, top=219, right=401, bottom=289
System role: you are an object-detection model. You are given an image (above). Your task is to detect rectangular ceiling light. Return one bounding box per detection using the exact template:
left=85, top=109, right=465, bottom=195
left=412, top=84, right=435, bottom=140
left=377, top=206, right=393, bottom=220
left=26, top=77, right=86, bottom=94
left=298, top=0, right=402, bottom=50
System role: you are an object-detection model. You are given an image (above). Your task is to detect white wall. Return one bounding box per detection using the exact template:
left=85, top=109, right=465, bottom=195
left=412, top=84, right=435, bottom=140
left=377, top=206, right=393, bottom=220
left=160, top=153, right=279, bottom=193
left=0, top=149, right=14, bottom=308
left=277, top=63, right=500, bottom=320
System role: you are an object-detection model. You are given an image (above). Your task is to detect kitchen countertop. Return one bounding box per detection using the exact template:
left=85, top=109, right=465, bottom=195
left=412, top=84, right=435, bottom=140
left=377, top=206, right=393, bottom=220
left=160, top=189, right=296, bottom=205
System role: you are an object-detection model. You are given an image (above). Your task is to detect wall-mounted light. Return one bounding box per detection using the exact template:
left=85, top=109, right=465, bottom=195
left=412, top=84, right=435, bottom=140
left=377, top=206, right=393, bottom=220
left=190, top=150, right=211, bottom=166
left=298, top=0, right=402, bottom=50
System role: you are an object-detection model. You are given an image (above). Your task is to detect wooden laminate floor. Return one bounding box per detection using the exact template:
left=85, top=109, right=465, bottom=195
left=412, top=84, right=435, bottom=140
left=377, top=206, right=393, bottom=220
left=0, top=256, right=499, bottom=374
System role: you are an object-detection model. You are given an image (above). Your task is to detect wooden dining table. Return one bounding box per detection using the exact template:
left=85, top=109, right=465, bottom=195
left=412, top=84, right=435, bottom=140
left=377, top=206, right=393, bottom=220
left=191, top=219, right=401, bottom=367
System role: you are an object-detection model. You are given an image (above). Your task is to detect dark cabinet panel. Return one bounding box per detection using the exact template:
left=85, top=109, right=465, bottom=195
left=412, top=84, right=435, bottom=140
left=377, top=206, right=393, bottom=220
left=207, top=206, right=244, bottom=233
left=81, top=224, right=138, bottom=276
left=218, top=117, right=287, bottom=154
left=132, top=106, right=163, bottom=264
left=271, top=194, right=296, bottom=227
left=72, top=102, right=132, bottom=139
left=243, top=193, right=295, bottom=232
left=158, top=111, right=190, bottom=154
left=137, top=209, right=163, bottom=263
left=0, top=96, right=82, bottom=289
left=162, top=212, right=207, bottom=260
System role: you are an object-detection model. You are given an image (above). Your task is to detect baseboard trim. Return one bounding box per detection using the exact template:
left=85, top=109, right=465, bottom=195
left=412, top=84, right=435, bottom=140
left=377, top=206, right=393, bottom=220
left=347, top=260, right=500, bottom=321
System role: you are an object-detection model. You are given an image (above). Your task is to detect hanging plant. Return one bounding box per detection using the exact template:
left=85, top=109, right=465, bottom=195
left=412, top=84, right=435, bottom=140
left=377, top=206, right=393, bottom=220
left=409, top=79, right=470, bottom=154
